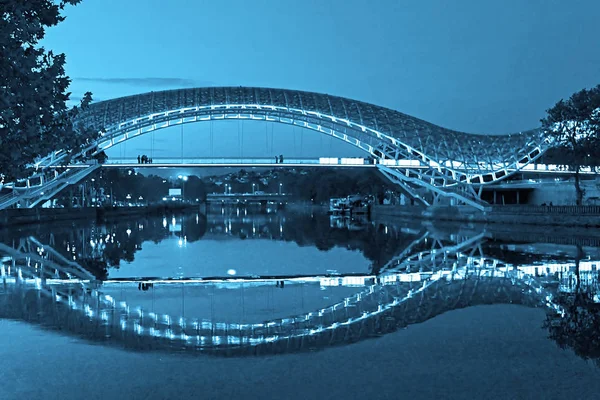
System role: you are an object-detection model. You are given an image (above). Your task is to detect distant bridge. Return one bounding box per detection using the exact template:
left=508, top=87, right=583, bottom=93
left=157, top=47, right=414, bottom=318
left=206, top=193, right=289, bottom=204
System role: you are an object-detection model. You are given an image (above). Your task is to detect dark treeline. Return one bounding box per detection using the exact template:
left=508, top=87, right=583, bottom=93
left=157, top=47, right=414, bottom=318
left=203, top=168, right=393, bottom=203
left=56, top=169, right=208, bottom=206
left=64, top=167, right=396, bottom=207
left=0, top=211, right=419, bottom=279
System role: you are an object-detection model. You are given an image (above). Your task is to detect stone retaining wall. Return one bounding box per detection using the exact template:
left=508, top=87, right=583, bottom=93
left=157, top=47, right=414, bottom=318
left=372, top=205, right=600, bottom=227
left=0, top=204, right=201, bottom=227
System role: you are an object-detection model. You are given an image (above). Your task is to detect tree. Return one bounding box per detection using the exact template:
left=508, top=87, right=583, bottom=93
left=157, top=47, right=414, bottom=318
left=184, top=175, right=207, bottom=203
left=541, top=85, right=600, bottom=205
left=0, top=0, right=97, bottom=183
left=544, top=245, right=600, bottom=366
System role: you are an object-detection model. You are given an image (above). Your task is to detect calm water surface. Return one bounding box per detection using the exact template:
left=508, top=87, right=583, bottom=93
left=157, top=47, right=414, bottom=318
left=1, top=208, right=600, bottom=400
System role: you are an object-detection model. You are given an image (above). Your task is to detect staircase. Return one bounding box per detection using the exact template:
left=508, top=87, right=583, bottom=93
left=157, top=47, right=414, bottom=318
left=0, top=165, right=100, bottom=210
left=377, top=165, right=490, bottom=211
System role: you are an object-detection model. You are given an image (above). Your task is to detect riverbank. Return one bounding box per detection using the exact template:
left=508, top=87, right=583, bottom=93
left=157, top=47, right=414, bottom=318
left=372, top=204, right=600, bottom=227
left=0, top=204, right=205, bottom=228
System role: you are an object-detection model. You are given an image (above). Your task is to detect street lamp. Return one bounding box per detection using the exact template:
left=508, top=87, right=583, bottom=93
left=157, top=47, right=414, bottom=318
left=279, top=183, right=283, bottom=195
left=177, top=175, right=188, bottom=202
left=252, top=183, right=256, bottom=194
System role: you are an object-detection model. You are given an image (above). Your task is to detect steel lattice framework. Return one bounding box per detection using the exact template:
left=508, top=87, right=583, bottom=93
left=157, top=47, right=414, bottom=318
left=78, top=87, right=548, bottom=209
left=3, top=87, right=550, bottom=210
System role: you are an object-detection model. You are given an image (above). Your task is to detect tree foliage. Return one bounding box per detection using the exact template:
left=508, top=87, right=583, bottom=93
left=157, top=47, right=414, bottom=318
left=541, top=85, right=600, bottom=204
left=0, top=0, right=96, bottom=182
left=544, top=291, right=600, bottom=366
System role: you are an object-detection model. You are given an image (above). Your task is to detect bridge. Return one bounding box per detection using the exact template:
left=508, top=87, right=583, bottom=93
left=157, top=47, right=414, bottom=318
left=1, top=231, right=586, bottom=356
left=206, top=193, right=289, bottom=205
left=0, top=87, right=552, bottom=211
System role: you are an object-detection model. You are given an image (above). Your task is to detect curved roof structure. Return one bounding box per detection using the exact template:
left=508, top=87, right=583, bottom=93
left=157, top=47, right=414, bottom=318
left=78, top=87, right=547, bottom=167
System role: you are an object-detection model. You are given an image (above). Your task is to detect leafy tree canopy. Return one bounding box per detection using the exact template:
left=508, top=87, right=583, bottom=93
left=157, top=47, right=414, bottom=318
left=541, top=84, right=600, bottom=159
left=541, top=85, right=600, bottom=204
left=1, top=0, right=96, bottom=183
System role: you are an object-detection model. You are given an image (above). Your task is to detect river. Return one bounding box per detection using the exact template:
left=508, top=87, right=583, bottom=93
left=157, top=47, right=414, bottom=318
left=1, top=208, right=599, bottom=399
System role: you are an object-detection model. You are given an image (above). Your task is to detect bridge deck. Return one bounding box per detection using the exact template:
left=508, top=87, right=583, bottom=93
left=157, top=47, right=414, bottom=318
left=56, top=158, right=592, bottom=175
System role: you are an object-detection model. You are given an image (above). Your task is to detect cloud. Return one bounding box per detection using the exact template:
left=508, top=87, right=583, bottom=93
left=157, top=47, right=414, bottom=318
left=75, top=77, right=212, bottom=87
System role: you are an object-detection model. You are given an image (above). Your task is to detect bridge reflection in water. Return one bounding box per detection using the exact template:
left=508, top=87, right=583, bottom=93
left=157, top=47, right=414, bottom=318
left=1, top=219, right=599, bottom=360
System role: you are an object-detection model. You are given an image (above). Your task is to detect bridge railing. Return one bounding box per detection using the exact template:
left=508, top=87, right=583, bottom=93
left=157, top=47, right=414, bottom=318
left=105, top=157, right=325, bottom=165
left=207, top=193, right=288, bottom=197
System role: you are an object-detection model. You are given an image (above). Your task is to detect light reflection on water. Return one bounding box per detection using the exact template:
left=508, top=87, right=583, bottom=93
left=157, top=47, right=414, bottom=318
left=1, top=210, right=600, bottom=364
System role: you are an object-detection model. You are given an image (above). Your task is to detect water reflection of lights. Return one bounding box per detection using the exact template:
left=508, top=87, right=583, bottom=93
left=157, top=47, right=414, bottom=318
left=3, top=233, right=600, bottom=356
left=3, top=264, right=564, bottom=349
left=163, top=217, right=168, bottom=228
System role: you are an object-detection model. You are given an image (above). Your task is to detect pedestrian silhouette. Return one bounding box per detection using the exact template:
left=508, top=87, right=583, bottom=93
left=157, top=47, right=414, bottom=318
left=279, top=155, right=283, bottom=163
left=275, top=156, right=278, bottom=164
left=137, top=155, right=141, bottom=164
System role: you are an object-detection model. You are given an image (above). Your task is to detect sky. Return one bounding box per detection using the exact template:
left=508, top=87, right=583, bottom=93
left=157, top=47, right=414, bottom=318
left=41, top=0, right=600, bottom=162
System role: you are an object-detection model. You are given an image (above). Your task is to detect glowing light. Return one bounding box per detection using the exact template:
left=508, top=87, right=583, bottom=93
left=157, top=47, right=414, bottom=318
left=227, top=269, right=237, bottom=276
